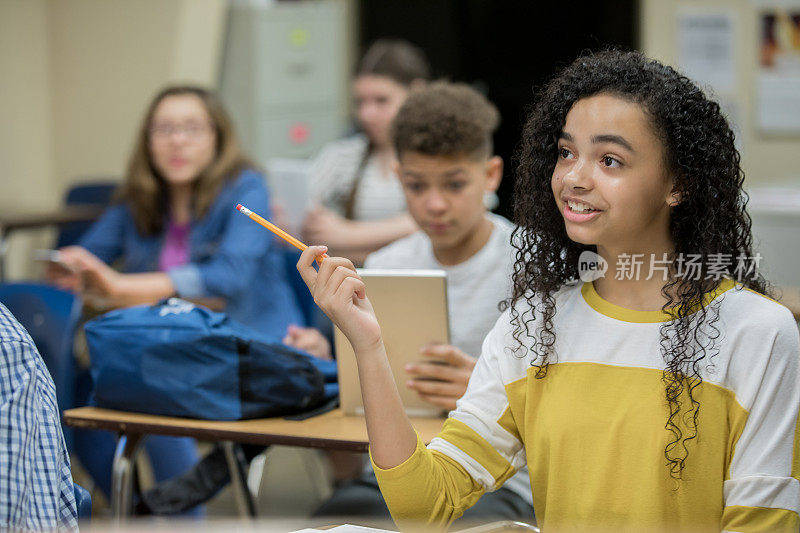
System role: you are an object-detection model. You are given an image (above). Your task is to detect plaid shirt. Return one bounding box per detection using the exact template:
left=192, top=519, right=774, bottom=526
left=0, top=304, right=78, bottom=531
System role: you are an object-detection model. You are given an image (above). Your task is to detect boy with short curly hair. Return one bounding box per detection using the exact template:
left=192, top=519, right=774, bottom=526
left=312, top=81, right=535, bottom=524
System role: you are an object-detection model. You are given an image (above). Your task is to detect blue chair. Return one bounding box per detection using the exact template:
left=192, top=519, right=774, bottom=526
left=0, top=283, right=82, bottom=447
left=56, top=181, right=117, bottom=248
left=73, top=483, right=92, bottom=519
left=282, top=248, right=317, bottom=326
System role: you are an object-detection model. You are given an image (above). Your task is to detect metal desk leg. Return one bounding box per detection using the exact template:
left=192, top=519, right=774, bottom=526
left=0, top=229, right=8, bottom=281
left=111, top=433, right=144, bottom=522
left=222, top=441, right=257, bottom=518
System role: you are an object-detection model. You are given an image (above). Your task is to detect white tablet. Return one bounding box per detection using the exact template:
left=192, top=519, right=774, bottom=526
left=334, top=269, right=451, bottom=417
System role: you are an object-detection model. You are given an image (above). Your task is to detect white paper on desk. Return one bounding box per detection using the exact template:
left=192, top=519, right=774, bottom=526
left=327, top=526, right=396, bottom=533
left=289, top=526, right=395, bottom=533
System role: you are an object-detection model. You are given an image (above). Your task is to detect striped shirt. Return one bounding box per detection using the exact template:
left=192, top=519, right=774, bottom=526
left=0, top=303, right=78, bottom=531
left=373, top=280, right=800, bottom=531
left=310, top=135, right=407, bottom=221
left=365, top=214, right=533, bottom=508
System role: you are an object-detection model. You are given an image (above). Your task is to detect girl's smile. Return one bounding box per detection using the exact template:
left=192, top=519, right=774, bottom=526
left=551, top=93, right=677, bottom=254
left=562, top=195, right=603, bottom=222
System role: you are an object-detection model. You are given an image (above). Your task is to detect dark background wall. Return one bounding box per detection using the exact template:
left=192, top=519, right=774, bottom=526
left=358, top=0, right=639, bottom=219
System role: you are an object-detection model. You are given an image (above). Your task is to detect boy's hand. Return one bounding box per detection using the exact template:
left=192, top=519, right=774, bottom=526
left=283, top=325, right=332, bottom=360
left=296, top=246, right=382, bottom=354
left=405, top=344, right=477, bottom=410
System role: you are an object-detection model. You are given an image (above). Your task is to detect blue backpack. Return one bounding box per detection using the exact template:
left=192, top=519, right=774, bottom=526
left=85, top=298, right=338, bottom=420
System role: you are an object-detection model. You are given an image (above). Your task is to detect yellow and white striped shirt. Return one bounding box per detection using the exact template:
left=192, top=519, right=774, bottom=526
left=373, top=279, right=800, bottom=532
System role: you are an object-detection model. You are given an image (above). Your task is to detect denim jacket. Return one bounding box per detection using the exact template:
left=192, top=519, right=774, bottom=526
left=79, top=169, right=305, bottom=339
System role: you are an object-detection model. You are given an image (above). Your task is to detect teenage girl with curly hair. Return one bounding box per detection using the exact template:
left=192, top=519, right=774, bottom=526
left=297, top=50, right=800, bottom=531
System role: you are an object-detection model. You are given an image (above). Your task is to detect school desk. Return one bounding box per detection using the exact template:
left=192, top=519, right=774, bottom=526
left=0, top=205, right=104, bottom=280
left=63, top=406, right=445, bottom=522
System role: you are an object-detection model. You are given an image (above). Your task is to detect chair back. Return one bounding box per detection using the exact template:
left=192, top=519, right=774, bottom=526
left=73, top=483, right=92, bottom=519
left=282, top=248, right=316, bottom=326
left=0, top=283, right=82, bottom=444
left=56, top=181, right=117, bottom=248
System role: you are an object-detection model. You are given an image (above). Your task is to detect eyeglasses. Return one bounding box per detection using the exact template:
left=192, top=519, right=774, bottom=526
left=149, top=122, right=214, bottom=141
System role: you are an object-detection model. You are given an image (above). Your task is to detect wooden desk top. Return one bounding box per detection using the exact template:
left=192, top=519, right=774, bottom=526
left=0, top=204, right=105, bottom=233
left=63, top=407, right=445, bottom=452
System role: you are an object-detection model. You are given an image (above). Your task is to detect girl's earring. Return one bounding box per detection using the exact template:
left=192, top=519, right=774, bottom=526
left=483, top=191, right=499, bottom=210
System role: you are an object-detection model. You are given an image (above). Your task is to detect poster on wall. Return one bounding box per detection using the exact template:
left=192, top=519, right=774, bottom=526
left=677, top=10, right=736, bottom=93
left=756, top=8, right=800, bottom=134
left=677, top=9, right=742, bottom=149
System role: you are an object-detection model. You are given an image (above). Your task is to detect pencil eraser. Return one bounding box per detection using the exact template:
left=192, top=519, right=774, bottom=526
left=235, top=204, right=243, bottom=211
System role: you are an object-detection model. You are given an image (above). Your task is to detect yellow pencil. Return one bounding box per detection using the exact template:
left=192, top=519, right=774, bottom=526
left=235, top=204, right=326, bottom=263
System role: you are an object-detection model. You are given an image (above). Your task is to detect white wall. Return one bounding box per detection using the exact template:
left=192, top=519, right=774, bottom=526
left=0, top=0, right=227, bottom=279
left=49, top=0, right=227, bottom=193
left=642, top=0, right=800, bottom=289
left=641, top=0, right=800, bottom=186
left=0, top=0, right=55, bottom=211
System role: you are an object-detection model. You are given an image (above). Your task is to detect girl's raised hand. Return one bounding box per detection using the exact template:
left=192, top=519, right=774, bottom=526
left=296, top=246, right=382, bottom=353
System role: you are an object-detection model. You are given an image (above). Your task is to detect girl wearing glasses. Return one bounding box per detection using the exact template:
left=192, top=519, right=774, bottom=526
left=50, top=85, right=303, bottom=337
left=48, top=86, right=304, bottom=509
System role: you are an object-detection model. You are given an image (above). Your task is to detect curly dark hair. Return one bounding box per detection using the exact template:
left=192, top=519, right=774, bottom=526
left=391, top=81, right=500, bottom=159
left=510, top=50, right=770, bottom=478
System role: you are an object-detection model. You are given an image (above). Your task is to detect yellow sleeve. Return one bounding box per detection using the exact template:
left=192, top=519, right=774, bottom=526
left=721, top=506, right=799, bottom=533
left=370, top=314, right=527, bottom=528
left=370, top=432, right=486, bottom=529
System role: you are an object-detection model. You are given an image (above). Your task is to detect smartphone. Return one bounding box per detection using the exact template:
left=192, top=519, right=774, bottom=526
left=34, top=249, right=77, bottom=273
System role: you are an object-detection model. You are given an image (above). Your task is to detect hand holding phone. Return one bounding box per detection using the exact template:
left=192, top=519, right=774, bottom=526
left=38, top=249, right=83, bottom=292
left=35, top=249, right=77, bottom=273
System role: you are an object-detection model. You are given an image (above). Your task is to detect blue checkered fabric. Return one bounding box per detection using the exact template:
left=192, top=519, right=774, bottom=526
left=0, top=303, right=78, bottom=531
